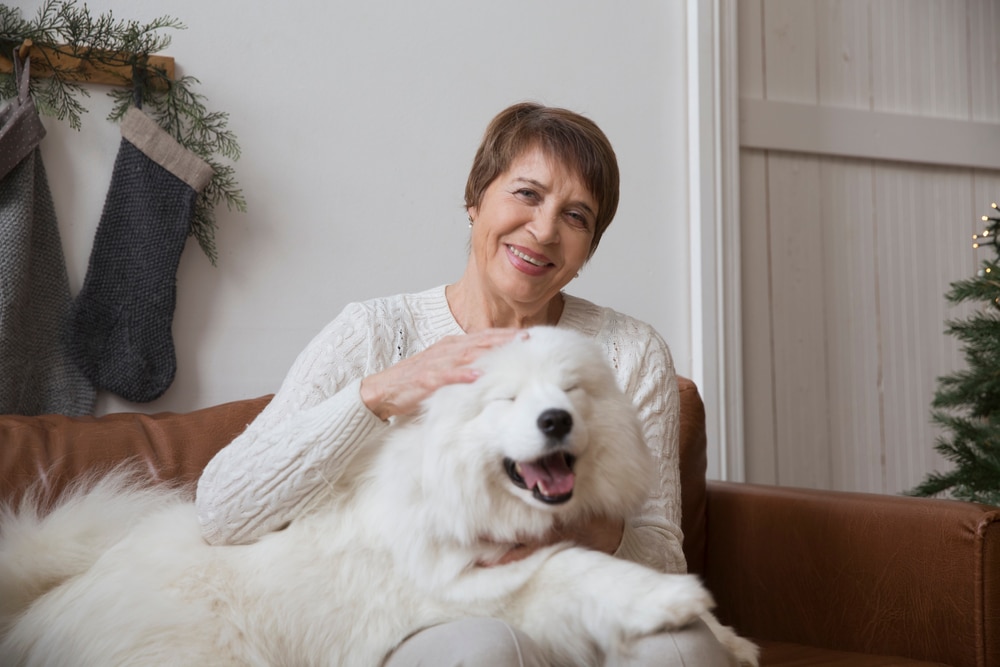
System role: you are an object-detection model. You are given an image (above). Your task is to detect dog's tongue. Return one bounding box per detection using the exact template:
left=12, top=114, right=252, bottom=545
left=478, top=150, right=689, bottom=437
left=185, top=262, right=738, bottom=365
left=518, top=453, right=575, bottom=496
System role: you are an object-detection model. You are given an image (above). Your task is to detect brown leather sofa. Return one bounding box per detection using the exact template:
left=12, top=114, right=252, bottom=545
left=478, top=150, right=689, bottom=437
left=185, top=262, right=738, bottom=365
left=2, top=378, right=997, bottom=666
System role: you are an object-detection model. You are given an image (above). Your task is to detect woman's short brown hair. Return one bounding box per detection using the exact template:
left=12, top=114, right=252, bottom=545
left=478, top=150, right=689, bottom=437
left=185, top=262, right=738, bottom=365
left=464, top=102, right=620, bottom=258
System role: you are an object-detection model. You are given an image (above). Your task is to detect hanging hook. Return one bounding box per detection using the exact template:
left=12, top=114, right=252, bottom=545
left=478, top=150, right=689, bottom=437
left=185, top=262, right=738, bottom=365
left=131, top=62, right=145, bottom=110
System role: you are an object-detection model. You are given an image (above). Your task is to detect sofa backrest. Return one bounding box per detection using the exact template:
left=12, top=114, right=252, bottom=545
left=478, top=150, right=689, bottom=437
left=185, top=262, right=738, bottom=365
left=0, top=395, right=273, bottom=506
left=677, top=376, right=708, bottom=576
left=0, top=378, right=710, bottom=574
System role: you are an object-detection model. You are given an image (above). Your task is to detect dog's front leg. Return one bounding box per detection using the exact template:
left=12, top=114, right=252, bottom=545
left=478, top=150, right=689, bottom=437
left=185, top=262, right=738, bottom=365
left=497, top=547, right=713, bottom=666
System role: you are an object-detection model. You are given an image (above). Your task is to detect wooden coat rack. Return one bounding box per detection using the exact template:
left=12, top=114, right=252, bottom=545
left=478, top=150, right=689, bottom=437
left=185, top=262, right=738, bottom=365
left=0, top=39, right=175, bottom=88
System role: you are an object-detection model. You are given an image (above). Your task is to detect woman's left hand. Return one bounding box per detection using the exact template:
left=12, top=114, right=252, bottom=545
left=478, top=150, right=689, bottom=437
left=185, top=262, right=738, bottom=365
left=487, top=515, right=624, bottom=566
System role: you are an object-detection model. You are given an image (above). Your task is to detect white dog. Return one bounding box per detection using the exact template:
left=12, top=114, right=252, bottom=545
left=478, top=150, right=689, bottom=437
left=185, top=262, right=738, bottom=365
left=0, top=327, right=756, bottom=666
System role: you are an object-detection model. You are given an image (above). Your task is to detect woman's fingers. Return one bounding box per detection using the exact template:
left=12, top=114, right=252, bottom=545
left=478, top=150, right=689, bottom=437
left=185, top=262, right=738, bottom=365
left=361, top=328, right=526, bottom=420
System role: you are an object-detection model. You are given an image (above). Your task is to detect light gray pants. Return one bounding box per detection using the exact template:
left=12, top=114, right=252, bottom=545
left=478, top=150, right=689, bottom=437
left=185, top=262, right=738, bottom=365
left=384, top=617, right=733, bottom=666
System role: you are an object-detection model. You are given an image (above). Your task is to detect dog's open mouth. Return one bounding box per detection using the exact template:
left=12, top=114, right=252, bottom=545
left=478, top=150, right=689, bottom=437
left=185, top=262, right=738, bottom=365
left=504, top=452, right=576, bottom=504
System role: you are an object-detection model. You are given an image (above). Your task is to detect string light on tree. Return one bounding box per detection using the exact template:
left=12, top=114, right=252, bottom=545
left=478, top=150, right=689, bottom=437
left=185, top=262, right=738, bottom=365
left=973, top=204, right=1000, bottom=308
left=973, top=204, right=1000, bottom=250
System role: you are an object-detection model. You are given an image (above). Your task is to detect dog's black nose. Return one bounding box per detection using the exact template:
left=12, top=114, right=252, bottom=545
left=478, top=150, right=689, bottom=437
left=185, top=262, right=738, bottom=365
left=537, top=409, right=572, bottom=440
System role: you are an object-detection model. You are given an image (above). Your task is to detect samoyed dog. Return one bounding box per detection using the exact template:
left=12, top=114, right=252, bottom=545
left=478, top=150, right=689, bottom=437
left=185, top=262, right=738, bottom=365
left=0, top=327, right=756, bottom=666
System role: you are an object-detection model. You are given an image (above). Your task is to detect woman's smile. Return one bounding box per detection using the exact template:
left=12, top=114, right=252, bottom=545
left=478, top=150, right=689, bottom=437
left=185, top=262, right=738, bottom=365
left=506, top=244, right=553, bottom=275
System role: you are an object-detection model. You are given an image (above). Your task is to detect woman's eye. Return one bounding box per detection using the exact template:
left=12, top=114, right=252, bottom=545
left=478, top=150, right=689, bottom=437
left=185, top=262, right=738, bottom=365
left=566, top=212, right=590, bottom=228
left=515, top=188, right=539, bottom=200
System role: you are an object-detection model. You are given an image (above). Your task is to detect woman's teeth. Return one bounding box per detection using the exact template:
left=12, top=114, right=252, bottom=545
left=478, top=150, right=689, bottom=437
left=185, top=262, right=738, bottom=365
left=509, top=246, right=547, bottom=267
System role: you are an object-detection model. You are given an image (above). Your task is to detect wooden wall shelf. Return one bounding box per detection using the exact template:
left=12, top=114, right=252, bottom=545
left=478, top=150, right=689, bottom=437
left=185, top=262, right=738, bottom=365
left=0, top=40, right=174, bottom=88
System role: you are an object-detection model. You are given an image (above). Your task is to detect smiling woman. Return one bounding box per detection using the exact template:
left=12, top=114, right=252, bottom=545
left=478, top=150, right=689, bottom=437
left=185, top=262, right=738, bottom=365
left=464, top=102, right=620, bottom=260
left=452, top=145, right=597, bottom=331
left=194, top=102, right=738, bottom=666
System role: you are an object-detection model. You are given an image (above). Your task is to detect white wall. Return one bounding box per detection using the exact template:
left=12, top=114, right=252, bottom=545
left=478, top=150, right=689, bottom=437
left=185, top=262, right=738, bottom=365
left=33, top=0, right=695, bottom=415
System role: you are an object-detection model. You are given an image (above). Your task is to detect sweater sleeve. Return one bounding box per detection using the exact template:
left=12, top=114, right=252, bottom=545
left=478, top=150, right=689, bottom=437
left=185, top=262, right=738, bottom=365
left=196, top=303, right=389, bottom=546
left=610, top=327, right=686, bottom=575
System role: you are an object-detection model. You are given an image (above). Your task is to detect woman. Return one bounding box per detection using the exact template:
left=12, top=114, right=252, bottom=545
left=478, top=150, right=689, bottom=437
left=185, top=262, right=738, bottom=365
left=196, top=102, right=730, bottom=665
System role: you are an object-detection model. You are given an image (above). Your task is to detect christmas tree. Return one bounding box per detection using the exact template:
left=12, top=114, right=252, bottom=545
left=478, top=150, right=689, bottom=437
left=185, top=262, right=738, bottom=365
left=908, top=203, right=1000, bottom=507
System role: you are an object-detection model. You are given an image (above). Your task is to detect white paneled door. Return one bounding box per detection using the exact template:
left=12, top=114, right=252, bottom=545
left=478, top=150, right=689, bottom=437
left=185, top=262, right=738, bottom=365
left=737, top=0, right=1000, bottom=493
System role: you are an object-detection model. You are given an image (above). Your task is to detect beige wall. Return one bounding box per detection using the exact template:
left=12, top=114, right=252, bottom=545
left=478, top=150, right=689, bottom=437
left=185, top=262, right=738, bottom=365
left=36, top=0, right=696, bottom=416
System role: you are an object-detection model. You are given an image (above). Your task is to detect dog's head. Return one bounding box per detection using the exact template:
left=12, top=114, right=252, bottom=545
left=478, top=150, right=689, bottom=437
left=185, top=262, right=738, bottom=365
left=411, top=327, right=653, bottom=545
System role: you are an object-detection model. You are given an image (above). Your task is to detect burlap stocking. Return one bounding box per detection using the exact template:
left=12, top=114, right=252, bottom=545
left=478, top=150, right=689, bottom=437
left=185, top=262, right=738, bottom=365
left=68, top=107, right=212, bottom=403
left=0, top=52, right=95, bottom=415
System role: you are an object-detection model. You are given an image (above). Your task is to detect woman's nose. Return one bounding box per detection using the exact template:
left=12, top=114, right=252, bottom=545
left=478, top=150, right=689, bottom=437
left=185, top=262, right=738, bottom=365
left=527, top=208, right=560, bottom=244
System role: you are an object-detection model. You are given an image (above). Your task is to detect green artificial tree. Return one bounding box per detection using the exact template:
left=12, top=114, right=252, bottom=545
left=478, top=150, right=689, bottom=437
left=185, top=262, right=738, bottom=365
left=909, top=203, right=1000, bottom=507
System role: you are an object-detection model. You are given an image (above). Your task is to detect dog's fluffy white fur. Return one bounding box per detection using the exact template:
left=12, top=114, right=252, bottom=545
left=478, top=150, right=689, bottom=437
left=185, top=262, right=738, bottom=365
left=0, top=327, right=757, bottom=666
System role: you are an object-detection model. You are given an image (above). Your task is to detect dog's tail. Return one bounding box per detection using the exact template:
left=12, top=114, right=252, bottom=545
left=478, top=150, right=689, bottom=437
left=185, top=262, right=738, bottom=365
left=0, top=467, right=185, bottom=630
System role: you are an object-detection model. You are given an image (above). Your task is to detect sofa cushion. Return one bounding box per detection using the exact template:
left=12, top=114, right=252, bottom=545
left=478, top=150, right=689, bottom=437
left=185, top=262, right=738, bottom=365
left=759, top=640, right=950, bottom=666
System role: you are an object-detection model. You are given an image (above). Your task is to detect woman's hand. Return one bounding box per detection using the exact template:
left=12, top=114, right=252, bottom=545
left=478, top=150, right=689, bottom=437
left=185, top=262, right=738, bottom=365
left=488, top=515, right=625, bottom=566
left=359, top=328, right=524, bottom=421
left=558, top=515, right=625, bottom=555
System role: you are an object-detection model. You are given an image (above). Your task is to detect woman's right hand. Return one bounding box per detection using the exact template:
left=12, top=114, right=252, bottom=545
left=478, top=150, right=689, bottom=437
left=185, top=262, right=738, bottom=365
left=359, top=328, right=524, bottom=421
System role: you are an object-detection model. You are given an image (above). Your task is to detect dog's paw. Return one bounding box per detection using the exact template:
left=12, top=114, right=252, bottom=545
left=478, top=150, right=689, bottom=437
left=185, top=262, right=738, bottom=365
left=726, top=634, right=761, bottom=667
left=714, top=627, right=759, bottom=666
left=617, top=574, right=713, bottom=638
left=701, top=611, right=760, bottom=667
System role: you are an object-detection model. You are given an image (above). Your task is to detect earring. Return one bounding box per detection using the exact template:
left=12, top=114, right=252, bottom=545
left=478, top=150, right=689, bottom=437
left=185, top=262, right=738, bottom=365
left=468, top=215, right=474, bottom=229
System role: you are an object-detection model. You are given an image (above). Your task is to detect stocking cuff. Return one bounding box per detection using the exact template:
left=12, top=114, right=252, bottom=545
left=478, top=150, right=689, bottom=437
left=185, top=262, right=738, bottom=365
left=0, top=53, right=47, bottom=181
left=121, top=108, right=214, bottom=192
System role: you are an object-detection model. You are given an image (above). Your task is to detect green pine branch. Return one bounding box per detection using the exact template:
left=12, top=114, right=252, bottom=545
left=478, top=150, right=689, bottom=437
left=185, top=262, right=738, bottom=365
left=933, top=311, right=1000, bottom=418
left=908, top=411, right=1000, bottom=506
left=0, top=0, right=244, bottom=264
left=945, top=275, right=1000, bottom=306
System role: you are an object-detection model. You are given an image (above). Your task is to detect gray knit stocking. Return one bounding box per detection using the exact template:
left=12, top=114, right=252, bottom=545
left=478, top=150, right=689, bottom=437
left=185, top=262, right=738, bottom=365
left=0, top=52, right=96, bottom=415
left=68, top=108, right=212, bottom=403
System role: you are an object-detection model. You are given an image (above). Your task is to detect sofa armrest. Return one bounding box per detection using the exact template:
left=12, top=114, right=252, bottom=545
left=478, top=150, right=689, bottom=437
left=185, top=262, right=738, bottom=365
left=704, top=481, right=999, bottom=667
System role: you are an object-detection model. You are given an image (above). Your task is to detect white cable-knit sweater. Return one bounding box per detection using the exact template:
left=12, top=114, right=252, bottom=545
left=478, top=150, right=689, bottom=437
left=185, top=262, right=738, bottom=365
left=195, top=285, right=686, bottom=574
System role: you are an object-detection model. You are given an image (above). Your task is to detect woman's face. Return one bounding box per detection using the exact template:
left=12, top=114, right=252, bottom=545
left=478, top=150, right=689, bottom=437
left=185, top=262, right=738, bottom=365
left=467, top=145, right=597, bottom=312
